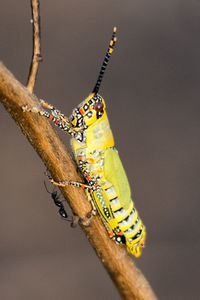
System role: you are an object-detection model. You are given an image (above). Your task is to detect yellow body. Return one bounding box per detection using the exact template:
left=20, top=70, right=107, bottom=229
left=71, top=94, right=146, bottom=257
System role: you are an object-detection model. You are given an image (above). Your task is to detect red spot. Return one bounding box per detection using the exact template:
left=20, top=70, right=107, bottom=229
left=49, top=115, right=53, bottom=120
left=79, top=107, right=84, bottom=115
left=55, top=120, right=59, bottom=124
left=77, top=156, right=83, bottom=160
left=86, top=173, right=90, bottom=180
left=117, top=231, right=123, bottom=236
left=72, top=119, right=76, bottom=126
left=87, top=158, right=95, bottom=163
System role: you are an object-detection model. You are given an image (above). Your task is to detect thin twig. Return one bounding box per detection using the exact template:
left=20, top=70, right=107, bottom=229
left=0, top=62, right=158, bottom=300
left=27, top=0, right=42, bottom=92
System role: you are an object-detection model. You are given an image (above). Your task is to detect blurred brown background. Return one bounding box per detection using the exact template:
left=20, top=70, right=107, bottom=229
left=0, top=1, right=200, bottom=299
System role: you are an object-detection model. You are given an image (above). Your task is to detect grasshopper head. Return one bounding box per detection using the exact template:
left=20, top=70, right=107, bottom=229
left=69, top=93, right=106, bottom=129
left=68, top=27, right=116, bottom=141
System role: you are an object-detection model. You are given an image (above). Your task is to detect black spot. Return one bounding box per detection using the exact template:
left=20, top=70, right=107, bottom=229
left=120, top=235, right=126, bottom=244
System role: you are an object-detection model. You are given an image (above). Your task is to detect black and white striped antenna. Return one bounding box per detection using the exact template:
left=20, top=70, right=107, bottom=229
left=92, top=27, right=117, bottom=95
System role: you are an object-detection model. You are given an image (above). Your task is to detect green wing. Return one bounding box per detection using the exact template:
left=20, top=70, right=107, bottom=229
left=104, top=148, right=131, bottom=210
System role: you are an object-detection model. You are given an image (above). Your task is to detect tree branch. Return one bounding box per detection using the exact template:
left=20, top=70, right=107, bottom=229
left=27, top=0, right=42, bottom=92
left=0, top=62, right=158, bottom=300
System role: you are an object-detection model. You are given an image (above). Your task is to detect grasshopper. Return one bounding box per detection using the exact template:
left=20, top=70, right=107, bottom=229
left=23, top=27, right=146, bottom=257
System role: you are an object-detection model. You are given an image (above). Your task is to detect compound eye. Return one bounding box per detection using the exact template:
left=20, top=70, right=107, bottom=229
left=94, top=101, right=104, bottom=112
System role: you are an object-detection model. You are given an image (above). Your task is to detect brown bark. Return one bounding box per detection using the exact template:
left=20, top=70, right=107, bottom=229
left=26, top=0, right=42, bottom=93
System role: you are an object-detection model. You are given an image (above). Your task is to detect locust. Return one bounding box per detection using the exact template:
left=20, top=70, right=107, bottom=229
left=22, top=27, right=146, bottom=257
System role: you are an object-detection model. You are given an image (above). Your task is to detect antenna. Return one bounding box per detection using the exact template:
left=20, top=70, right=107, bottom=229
left=92, top=27, right=117, bottom=94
